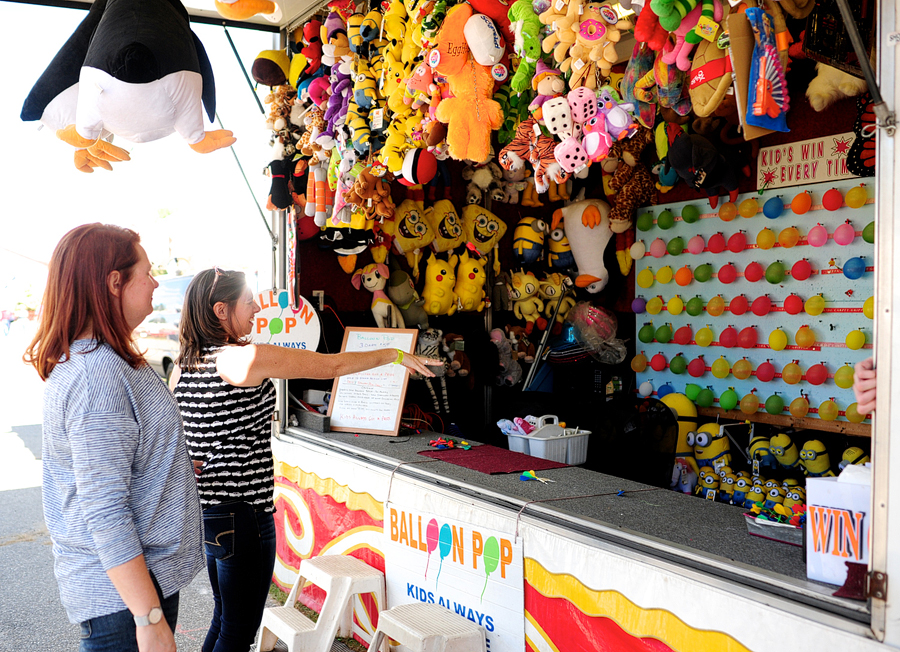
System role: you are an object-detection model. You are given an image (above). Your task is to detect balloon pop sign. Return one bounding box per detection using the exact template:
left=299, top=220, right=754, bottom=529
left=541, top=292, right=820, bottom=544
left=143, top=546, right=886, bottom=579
left=385, top=505, right=525, bottom=652
left=250, top=289, right=321, bottom=351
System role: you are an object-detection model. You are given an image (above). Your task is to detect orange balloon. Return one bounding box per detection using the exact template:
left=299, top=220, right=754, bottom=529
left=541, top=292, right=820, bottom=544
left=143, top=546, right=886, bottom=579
left=778, top=226, right=801, bottom=248
left=732, top=358, right=753, bottom=380
left=782, top=362, right=802, bottom=385
left=707, top=295, right=726, bottom=317
left=791, top=192, right=812, bottom=215
left=675, top=266, right=694, bottom=286
left=719, top=202, right=738, bottom=222
left=740, top=394, right=760, bottom=415
left=795, top=326, right=816, bottom=348
left=739, top=198, right=759, bottom=218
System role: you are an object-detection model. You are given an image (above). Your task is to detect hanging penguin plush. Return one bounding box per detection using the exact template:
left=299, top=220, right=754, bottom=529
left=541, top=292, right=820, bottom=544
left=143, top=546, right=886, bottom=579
left=21, top=0, right=235, bottom=173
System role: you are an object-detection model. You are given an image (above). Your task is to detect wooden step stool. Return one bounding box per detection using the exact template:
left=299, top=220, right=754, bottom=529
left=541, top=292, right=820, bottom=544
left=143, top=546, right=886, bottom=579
left=366, top=603, right=486, bottom=652
left=257, top=555, right=386, bottom=652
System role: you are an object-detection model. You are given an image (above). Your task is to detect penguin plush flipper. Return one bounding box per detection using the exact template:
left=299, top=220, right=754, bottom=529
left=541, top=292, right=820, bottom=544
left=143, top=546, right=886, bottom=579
left=21, top=0, right=109, bottom=125
left=193, top=32, right=216, bottom=122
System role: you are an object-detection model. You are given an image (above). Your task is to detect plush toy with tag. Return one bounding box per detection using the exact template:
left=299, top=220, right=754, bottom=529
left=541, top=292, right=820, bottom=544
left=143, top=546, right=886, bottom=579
left=508, top=0, right=543, bottom=93
left=343, top=166, right=395, bottom=219
left=561, top=3, right=632, bottom=89
left=436, top=58, right=504, bottom=163
left=661, top=0, right=723, bottom=72
left=498, top=117, right=571, bottom=197
left=422, top=253, right=459, bottom=315
left=21, top=0, right=236, bottom=173
left=528, top=61, right=567, bottom=116
left=508, top=270, right=544, bottom=334
left=462, top=204, right=508, bottom=274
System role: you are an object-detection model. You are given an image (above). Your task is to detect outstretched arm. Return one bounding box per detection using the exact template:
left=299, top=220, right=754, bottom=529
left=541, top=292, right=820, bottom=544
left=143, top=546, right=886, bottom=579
left=217, top=344, right=441, bottom=387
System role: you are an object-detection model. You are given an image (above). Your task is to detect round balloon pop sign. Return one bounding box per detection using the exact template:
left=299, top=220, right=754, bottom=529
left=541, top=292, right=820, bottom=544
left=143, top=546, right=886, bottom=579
left=250, top=288, right=322, bottom=351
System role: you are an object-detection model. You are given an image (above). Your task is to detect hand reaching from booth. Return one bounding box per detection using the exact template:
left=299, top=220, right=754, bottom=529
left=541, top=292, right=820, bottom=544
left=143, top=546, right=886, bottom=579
left=399, top=351, right=443, bottom=378
left=854, top=357, right=877, bottom=415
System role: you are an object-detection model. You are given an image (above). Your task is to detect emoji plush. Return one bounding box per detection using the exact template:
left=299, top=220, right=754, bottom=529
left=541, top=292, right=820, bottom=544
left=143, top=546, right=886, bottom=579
left=21, top=0, right=236, bottom=173
left=462, top=204, right=508, bottom=274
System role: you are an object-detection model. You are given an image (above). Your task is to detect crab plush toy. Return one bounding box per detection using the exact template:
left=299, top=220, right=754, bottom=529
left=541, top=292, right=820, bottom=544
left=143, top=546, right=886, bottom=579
left=22, top=0, right=236, bottom=173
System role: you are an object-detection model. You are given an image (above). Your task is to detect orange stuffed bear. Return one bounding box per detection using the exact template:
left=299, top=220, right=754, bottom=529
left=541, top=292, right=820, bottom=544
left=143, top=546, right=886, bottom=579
left=436, top=57, right=503, bottom=163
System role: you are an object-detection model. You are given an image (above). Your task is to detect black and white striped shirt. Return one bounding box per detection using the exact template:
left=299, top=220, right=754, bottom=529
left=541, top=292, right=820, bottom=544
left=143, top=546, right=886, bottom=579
left=175, top=347, right=277, bottom=513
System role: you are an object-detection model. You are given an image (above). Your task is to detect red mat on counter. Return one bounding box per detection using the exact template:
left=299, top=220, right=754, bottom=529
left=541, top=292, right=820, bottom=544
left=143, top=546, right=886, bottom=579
left=418, top=445, right=568, bottom=474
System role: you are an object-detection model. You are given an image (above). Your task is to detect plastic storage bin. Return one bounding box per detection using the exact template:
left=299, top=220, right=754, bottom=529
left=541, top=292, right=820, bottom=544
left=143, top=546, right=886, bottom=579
left=507, top=432, right=530, bottom=455
left=528, top=416, right=568, bottom=463
left=563, top=428, right=591, bottom=465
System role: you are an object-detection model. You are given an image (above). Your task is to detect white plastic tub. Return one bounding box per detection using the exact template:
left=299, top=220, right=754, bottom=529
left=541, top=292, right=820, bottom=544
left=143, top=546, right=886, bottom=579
left=507, top=433, right=530, bottom=455
left=563, top=428, right=591, bottom=466
left=528, top=416, right=568, bottom=463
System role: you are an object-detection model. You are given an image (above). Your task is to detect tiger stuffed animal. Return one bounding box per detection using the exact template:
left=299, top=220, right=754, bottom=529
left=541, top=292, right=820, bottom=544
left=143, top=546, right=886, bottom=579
left=498, top=118, right=569, bottom=194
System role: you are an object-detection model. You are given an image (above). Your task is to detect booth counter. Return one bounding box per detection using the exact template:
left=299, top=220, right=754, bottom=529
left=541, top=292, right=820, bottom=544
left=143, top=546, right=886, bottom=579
left=271, top=426, right=878, bottom=652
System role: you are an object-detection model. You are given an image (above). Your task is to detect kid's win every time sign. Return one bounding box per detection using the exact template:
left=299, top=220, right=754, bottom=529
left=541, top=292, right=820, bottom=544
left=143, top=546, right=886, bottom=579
left=250, top=289, right=321, bottom=351
left=327, top=328, right=418, bottom=436
left=384, top=504, right=525, bottom=652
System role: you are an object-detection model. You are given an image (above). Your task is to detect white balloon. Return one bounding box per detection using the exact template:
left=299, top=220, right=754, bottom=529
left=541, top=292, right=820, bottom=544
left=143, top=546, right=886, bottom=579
left=630, top=241, right=646, bottom=260
left=639, top=381, right=654, bottom=397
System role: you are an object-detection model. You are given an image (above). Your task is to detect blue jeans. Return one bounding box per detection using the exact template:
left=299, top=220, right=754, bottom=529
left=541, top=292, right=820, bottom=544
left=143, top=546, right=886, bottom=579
left=78, top=576, right=178, bottom=652
left=202, top=501, right=277, bottom=652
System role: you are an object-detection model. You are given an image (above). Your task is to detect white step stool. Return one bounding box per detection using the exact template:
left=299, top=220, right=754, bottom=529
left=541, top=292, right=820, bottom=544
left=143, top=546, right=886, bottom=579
left=257, top=555, right=387, bottom=652
left=366, top=603, right=487, bottom=652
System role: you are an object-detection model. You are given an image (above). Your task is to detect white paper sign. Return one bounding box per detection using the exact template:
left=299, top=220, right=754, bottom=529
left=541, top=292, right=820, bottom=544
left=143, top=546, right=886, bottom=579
left=384, top=504, right=525, bottom=652
left=756, top=132, right=858, bottom=190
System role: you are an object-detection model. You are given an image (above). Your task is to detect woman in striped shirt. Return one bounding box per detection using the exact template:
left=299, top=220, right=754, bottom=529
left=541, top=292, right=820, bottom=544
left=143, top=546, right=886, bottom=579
left=170, top=268, right=436, bottom=652
left=26, top=224, right=204, bottom=652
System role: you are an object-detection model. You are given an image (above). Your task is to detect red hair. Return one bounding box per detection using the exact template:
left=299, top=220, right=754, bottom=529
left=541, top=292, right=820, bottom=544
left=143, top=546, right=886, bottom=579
left=25, top=223, right=146, bottom=380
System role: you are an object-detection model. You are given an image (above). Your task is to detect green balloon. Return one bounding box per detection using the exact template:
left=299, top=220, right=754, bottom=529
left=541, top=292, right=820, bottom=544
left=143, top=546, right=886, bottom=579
left=637, top=213, right=655, bottom=232
left=483, top=536, right=500, bottom=575
left=682, top=204, right=700, bottom=224
left=765, top=261, right=785, bottom=284
left=639, top=324, right=656, bottom=343
left=697, top=388, right=715, bottom=408
left=686, top=297, right=705, bottom=316
left=655, top=323, right=673, bottom=344
left=657, top=210, right=676, bottom=230
left=269, top=317, right=284, bottom=335
left=685, top=383, right=702, bottom=401
left=667, top=237, right=685, bottom=256
left=669, top=355, right=687, bottom=375
left=765, top=394, right=785, bottom=415
left=694, top=263, right=713, bottom=283
left=720, top=388, right=739, bottom=411
left=863, top=221, right=875, bottom=244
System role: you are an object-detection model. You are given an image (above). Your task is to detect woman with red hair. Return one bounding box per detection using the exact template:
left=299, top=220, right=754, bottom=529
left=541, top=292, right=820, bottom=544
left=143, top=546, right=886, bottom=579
left=25, top=223, right=203, bottom=652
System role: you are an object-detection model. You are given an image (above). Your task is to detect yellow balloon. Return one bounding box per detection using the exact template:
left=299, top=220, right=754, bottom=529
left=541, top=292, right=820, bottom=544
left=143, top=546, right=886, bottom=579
left=756, top=228, right=776, bottom=250
left=637, top=269, right=655, bottom=289
left=646, top=296, right=664, bottom=315
left=707, top=295, right=726, bottom=317
left=732, top=358, right=753, bottom=380
left=667, top=295, right=685, bottom=315
left=740, top=394, right=760, bottom=415
left=805, top=295, right=825, bottom=316
left=834, top=365, right=855, bottom=389
left=739, top=198, right=759, bottom=218
left=845, top=185, right=868, bottom=209
left=846, top=403, right=867, bottom=423
left=696, top=327, right=714, bottom=347
left=789, top=397, right=810, bottom=418
left=819, top=400, right=839, bottom=421
left=769, top=329, right=788, bottom=351
left=796, top=326, right=817, bottom=348
left=864, top=296, right=875, bottom=319
left=782, top=362, right=802, bottom=385
left=846, top=330, right=866, bottom=350
left=711, top=357, right=731, bottom=379
left=657, top=266, right=674, bottom=284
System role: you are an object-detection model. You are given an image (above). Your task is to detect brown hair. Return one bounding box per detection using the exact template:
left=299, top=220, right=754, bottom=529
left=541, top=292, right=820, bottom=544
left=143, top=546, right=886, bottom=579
left=25, top=223, right=145, bottom=380
left=177, top=268, right=249, bottom=372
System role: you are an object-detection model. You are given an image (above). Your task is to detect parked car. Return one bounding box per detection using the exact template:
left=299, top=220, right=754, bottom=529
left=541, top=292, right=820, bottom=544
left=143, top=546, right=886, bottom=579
left=136, top=273, right=194, bottom=381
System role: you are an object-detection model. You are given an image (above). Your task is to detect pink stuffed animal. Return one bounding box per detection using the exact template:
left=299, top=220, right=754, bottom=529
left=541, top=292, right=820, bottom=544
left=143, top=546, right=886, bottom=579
left=582, top=114, right=613, bottom=162
left=404, top=62, right=437, bottom=110
left=351, top=262, right=405, bottom=328
left=661, top=0, right=724, bottom=72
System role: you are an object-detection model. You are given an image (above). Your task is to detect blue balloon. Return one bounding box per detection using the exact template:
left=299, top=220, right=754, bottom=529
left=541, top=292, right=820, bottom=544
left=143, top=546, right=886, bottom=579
left=763, top=197, right=784, bottom=219
left=438, top=523, right=453, bottom=558
left=278, top=291, right=289, bottom=309
left=843, top=257, right=866, bottom=280
left=657, top=383, right=675, bottom=399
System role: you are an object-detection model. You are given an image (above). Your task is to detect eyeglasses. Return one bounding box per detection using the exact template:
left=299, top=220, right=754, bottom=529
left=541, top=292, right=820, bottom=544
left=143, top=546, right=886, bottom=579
left=208, top=266, right=225, bottom=302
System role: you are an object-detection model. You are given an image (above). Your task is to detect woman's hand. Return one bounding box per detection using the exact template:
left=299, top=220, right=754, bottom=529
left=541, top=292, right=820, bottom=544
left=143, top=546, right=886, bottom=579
left=854, top=357, right=877, bottom=415
left=400, top=353, right=443, bottom=377
left=136, top=618, right=176, bottom=652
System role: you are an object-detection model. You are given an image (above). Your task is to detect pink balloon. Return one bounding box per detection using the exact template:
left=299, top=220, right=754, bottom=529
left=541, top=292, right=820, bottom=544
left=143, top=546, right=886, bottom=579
left=718, top=263, right=737, bottom=284
left=791, top=259, right=812, bottom=281
left=756, top=361, right=776, bottom=382
left=807, top=224, right=828, bottom=247
left=687, top=235, right=706, bottom=254
left=834, top=221, right=855, bottom=246
left=650, top=238, right=667, bottom=258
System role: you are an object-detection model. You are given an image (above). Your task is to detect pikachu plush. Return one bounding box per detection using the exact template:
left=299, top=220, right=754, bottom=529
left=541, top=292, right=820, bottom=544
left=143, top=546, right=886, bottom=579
left=422, top=253, right=458, bottom=316
left=454, top=251, right=487, bottom=312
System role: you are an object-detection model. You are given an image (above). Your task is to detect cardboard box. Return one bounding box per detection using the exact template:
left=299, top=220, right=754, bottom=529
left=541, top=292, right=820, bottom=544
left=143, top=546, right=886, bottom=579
left=805, top=469, right=872, bottom=586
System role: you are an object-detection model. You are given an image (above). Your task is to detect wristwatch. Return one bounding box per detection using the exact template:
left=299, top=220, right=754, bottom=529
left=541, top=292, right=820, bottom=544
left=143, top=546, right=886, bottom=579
left=134, top=606, right=163, bottom=627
